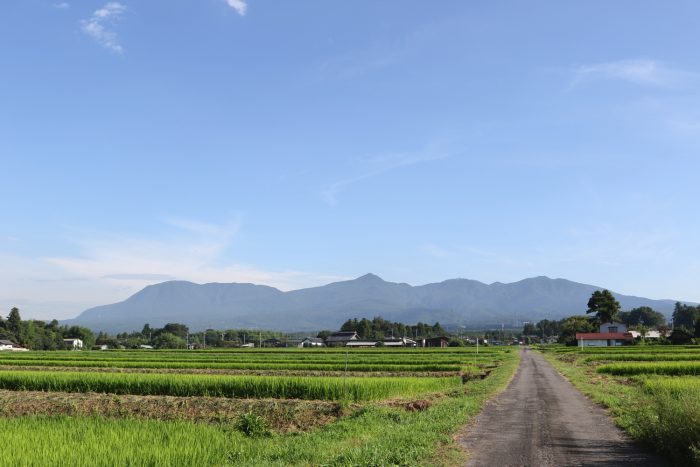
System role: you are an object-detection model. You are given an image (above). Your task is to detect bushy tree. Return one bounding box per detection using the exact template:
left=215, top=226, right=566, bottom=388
left=586, top=290, right=621, bottom=324
left=558, top=316, right=596, bottom=346
left=673, top=302, right=700, bottom=329
left=153, top=332, right=186, bottom=349
left=668, top=327, right=694, bottom=345
left=618, top=306, right=666, bottom=328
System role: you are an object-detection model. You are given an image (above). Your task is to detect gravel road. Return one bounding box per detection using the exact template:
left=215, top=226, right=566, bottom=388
left=460, top=347, right=666, bottom=466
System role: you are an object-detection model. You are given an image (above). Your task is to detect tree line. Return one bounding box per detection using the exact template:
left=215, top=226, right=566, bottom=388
left=338, top=316, right=445, bottom=340
left=522, top=290, right=700, bottom=345
left=0, top=308, right=95, bottom=350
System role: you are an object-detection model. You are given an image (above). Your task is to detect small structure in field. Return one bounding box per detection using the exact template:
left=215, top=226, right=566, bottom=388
left=0, top=339, right=16, bottom=351
left=383, top=337, right=418, bottom=347
left=423, top=336, right=449, bottom=348
left=300, top=337, right=325, bottom=348
left=576, top=322, right=633, bottom=347
left=345, top=340, right=378, bottom=348
left=325, top=331, right=360, bottom=347
left=63, top=338, right=84, bottom=350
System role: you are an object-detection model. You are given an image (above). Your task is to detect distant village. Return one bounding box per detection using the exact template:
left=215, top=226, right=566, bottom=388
left=2, top=295, right=699, bottom=351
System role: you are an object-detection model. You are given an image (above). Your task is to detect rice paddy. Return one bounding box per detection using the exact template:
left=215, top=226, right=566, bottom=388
left=0, top=345, right=518, bottom=465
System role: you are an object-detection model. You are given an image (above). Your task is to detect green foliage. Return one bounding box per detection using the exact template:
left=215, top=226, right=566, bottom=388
left=618, top=306, right=667, bottom=328
left=160, top=323, right=189, bottom=339
left=558, top=315, right=596, bottom=346
left=153, top=332, right=186, bottom=349
left=0, top=349, right=519, bottom=466
left=597, top=362, right=700, bottom=376
left=586, top=289, right=621, bottom=324
left=673, top=302, right=700, bottom=329
left=0, top=370, right=462, bottom=401
left=236, top=412, right=269, bottom=437
left=339, top=317, right=443, bottom=340
left=669, top=327, right=695, bottom=345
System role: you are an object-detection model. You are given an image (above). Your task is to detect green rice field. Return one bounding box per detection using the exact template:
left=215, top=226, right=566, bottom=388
left=0, top=346, right=519, bottom=466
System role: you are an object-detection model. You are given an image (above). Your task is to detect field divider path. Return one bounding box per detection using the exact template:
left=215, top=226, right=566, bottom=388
left=460, top=347, right=666, bottom=466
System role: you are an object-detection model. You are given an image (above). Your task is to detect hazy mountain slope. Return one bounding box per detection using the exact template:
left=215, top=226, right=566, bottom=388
left=64, top=274, right=686, bottom=332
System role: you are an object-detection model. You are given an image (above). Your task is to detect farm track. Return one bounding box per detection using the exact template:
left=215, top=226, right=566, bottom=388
left=461, top=348, right=667, bottom=466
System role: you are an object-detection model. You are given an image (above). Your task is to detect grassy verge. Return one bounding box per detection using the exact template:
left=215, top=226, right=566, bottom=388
left=0, top=350, right=519, bottom=466
left=541, top=349, right=699, bottom=465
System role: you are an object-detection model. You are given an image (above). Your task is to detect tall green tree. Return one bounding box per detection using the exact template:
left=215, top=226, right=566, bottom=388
left=586, top=290, right=621, bottom=324
left=7, top=307, right=22, bottom=336
left=672, top=302, right=700, bottom=329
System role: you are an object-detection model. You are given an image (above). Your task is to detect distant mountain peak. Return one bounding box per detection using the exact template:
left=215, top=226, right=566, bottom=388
left=64, top=274, right=687, bottom=333
left=355, top=273, right=385, bottom=282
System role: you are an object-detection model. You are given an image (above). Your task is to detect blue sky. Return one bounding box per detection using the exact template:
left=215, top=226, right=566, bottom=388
left=2, top=1, right=700, bottom=320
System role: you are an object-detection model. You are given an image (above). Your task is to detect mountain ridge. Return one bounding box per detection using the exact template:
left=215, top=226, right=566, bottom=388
left=64, top=274, right=690, bottom=332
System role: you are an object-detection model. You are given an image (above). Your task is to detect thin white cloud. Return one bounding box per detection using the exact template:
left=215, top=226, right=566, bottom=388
left=53, top=2, right=70, bottom=9
left=81, top=2, right=127, bottom=54
left=570, top=59, right=695, bottom=89
left=226, top=0, right=248, bottom=16
left=321, top=148, right=453, bottom=205
left=0, top=218, right=347, bottom=320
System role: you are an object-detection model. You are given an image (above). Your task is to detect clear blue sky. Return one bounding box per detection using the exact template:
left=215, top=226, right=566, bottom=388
left=2, top=1, right=700, bottom=320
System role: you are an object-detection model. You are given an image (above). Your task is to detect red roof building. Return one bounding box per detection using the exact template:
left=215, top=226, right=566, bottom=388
left=575, top=331, right=634, bottom=347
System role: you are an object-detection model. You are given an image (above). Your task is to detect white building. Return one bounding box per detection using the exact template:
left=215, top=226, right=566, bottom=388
left=63, top=338, right=84, bottom=350
left=0, top=339, right=15, bottom=351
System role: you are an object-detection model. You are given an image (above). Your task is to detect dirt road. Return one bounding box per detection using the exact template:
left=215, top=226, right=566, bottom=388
left=460, top=348, right=666, bottom=466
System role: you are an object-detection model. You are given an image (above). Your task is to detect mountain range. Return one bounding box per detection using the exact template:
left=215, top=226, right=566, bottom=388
left=63, top=274, right=686, bottom=333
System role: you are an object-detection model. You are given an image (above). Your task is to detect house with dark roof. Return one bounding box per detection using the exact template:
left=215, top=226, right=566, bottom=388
left=0, top=339, right=16, bottom=351
left=324, top=331, right=360, bottom=347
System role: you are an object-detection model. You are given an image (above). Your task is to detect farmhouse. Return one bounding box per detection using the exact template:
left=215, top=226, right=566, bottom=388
left=0, top=339, right=16, bottom=351
left=423, top=336, right=449, bottom=348
left=325, top=331, right=360, bottom=347
left=63, top=338, right=84, bottom=350
left=576, top=322, right=634, bottom=347
left=299, top=337, right=325, bottom=347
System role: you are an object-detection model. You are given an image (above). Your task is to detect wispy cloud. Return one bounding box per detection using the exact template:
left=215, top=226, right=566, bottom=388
left=81, top=2, right=127, bottom=54
left=569, top=59, right=695, bottom=89
left=53, top=2, right=70, bottom=9
left=225, top=0, right=248, bottom=16
left=321, top=148, right=454, bottom=205
left=0, top=217, right=351, bottom=319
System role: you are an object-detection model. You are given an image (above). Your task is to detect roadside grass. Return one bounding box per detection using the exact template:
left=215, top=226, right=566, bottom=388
left=541, top=348, right=700, bottom=466
left=0, top=349, right=519, bottom=466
